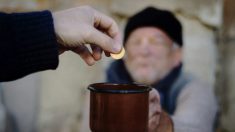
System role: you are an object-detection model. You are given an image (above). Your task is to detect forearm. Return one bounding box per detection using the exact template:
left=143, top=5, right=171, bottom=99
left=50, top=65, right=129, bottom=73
left=0, top=11, right=59, bottom=82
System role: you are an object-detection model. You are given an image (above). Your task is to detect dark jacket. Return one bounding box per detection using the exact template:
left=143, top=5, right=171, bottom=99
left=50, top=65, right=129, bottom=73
left=0, top=11, right=58, bottom=82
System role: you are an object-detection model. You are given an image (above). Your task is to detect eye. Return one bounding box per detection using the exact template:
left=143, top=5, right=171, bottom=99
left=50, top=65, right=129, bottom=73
left=148, top=37, right=167, bottom=47
left=128, top=39, right=141, bottom=47
left=149, top=37, right=158, bottom=45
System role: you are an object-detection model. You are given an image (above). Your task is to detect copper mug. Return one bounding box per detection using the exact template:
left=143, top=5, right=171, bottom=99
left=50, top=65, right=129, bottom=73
left=88, top=83, right=152, bottom=132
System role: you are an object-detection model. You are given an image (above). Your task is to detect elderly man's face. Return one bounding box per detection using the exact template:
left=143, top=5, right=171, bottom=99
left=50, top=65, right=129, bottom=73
left=124, top=27, right=182, bottom=85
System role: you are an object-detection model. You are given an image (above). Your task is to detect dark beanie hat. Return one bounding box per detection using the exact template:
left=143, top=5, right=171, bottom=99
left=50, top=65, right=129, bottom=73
left=124, top=7, right=183, bottom=47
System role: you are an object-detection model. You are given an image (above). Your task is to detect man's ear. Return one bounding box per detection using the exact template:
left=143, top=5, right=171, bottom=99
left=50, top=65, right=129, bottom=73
left=172, top=48, right=182, bottom=67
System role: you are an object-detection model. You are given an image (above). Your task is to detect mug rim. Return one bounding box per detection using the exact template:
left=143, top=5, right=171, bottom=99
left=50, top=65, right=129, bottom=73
left=88, top=83, right=152, bottom=94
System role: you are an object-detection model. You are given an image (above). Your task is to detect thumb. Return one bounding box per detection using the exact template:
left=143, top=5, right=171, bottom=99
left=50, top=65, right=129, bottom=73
left=84, top=27, right=122, bottom=53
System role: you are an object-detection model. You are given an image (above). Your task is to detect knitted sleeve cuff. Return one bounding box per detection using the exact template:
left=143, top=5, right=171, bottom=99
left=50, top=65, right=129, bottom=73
left=0, top=11, right=59, bottom=81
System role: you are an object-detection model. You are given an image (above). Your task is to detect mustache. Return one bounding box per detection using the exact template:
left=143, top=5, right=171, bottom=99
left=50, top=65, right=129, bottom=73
left=130, top=58, right=156, bottom=66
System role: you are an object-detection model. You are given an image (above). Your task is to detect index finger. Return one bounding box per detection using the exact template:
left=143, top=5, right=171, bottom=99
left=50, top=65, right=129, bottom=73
left=94, top=11, right=118, bottom=37
left=94, top=11, right=122, bottom=51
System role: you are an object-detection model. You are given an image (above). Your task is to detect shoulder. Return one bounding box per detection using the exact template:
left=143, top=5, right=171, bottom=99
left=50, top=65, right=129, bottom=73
left=177, top=72, right=212, bottom=92
left=177, top=72, right=217, bottom=105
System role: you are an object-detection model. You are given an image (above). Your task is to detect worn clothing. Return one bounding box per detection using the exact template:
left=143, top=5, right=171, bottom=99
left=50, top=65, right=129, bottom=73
left=0, top=11, right=59, bottom=82
left=106, top=60, right=218, bottom=132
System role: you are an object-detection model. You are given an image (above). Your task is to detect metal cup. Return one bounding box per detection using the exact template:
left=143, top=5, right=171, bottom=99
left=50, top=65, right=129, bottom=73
left=88, top=83, right=151, bottom=132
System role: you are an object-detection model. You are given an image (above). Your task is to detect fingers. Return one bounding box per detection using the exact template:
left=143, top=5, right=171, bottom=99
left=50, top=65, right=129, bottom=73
left=156, top=112, right=174, bottom=132
left=94, top=11, right=122, bottom=53
left=72, top=45, right=95, bottom=66
left=90, top=45, right=102, bottom=61
left=149, top=89, right=162, bottom=130
left=94, top=11, right=119, bottom=38
left=85, top=28, right=120, bottom=53
left=104, top=51, right=110, bottom=57
left=149, top=100, right=161, bottom=120
left=149, top=89, right=161, bottom=103
left=148, top=113, right=160, bottom=132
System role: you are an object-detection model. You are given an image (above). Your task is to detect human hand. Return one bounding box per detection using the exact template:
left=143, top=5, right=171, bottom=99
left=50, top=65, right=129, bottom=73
left=52, top=6, right=122, bottom=65
left=148, top=89, right=161, bottom=132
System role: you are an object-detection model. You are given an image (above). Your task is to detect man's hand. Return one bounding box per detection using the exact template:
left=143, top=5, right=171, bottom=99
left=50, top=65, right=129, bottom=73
left=149, top=89, right=161, bottom=132
left=148, top=89, right=174, bottom=132
left=52, top=6, right=122, bottom=65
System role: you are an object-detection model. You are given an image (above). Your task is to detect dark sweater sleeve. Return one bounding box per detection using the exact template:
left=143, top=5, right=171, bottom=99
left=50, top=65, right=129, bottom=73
left=0, top=11, right=59, bottom=82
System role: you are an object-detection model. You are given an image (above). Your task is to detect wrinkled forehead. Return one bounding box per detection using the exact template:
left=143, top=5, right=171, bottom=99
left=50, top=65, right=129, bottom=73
left=126, top=26, right=173, bottom=42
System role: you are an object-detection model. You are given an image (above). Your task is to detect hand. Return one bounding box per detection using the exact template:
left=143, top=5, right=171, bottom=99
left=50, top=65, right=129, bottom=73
left=52, top=6, right=122, bottom=65
left=155, top=111, right=174, bottom=132
left=148, top=89, right=161, bottom=132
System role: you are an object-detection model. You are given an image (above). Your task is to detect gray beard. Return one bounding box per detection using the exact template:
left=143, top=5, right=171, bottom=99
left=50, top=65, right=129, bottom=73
left=125, top=62, right=160, bottom=85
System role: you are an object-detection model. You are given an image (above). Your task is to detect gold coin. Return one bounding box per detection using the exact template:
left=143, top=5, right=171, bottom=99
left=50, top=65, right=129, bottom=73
left=111, top=47, right=125, bottom=60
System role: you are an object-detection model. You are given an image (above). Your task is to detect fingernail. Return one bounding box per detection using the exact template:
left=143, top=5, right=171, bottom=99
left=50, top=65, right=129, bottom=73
left=88, top=58, right=95, bottom=66
left=114, top=42, right=122, bottom=53
left=88, top=62, right=95, bottom=66
left=113, top=33, right=123, bottom=53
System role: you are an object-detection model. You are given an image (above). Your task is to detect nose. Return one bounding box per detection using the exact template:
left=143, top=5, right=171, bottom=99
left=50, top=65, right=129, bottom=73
left=138, top=38, right=151, bottom=56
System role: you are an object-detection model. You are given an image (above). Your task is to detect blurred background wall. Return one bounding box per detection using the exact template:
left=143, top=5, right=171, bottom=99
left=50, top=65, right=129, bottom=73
left=0, top=0, right=234, bottom=132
